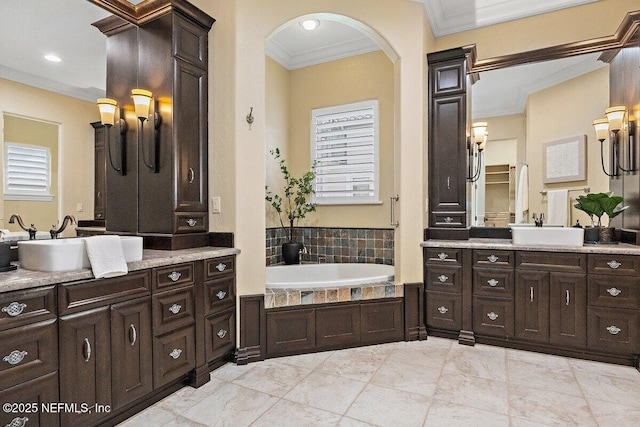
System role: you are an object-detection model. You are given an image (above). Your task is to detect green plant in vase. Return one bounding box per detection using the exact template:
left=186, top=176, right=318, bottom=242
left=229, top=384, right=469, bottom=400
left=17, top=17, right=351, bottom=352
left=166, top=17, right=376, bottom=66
left=266, top=148, right=317, bottom=264
left=574, top=192, right=628, bottom=242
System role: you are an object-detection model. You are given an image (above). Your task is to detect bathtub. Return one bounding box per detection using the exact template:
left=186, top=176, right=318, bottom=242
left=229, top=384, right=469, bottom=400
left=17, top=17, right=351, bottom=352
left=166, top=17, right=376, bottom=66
left=266, top=263, right=394, bottom=289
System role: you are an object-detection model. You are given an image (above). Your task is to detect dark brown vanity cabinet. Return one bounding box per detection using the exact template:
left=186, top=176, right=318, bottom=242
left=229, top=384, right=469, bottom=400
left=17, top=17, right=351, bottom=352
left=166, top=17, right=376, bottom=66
left=91, top=122, right=107, bottom=221
left=424, top=248, right=464, bottom=333
left=203, top=257, right=236, bottom=364
left=472, top=250, right=514, bottom=338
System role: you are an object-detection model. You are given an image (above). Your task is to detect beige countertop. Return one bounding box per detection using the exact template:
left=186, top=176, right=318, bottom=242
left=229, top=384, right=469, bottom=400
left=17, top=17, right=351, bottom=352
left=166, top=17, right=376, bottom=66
left=421, top=238, right=640, bottom=255
left=0, top=246, right=240, bottom=293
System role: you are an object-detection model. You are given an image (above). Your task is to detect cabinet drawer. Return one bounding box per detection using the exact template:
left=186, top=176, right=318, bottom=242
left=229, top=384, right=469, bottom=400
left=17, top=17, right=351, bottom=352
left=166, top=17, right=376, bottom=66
left=473, top=267, right=514, bottom=297
left=59, top=271, right=151, bottom=315
left=426, top=290, right=462, bottom=331
left=516, top=251, right=586, bottom=272
left=0, top=372, right=59, bottom=427
left=425, top=265, right=462, bottom=293
left=153, top=324, right=196, bottom=388
left=433, top=212, right=465, bottom=227
left=204, top=277, right=236, bottom=315
left=424, top=248, right=462, bottom=265
left=205, top=256, right=235, bottom=279
left=0, top=286, right=56, bottom=331
left=588, top=254, right=640, bottom=276
left=587, top=307, right=640, bottom=354
left=588, top=275, right=640, bottom=309
left=205, top=307, right=235, bottom=363
left=473, top=297, right=514, bottom=338
left=173, top=212, right=208, bottom=233
left=473, top=250, right=514, bottom=267
left=153, top=286, right=195, bottom=334
left=0, top=319, right=57, bottom=390
left=154, top=262, right=194, bottom=291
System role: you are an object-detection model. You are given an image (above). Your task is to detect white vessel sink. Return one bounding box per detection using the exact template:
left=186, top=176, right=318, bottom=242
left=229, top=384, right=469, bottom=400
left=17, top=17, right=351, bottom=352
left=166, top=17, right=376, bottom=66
left=1, top=230, right=51, bottom=242
left=18, top=236, right=143, bottom=272
left=511, top=227, right=584, bottom=247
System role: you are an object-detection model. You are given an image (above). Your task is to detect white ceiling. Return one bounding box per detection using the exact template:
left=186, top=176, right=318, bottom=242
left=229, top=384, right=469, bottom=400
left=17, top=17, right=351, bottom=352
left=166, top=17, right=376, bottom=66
left=0, top=0, right=604, bottom=111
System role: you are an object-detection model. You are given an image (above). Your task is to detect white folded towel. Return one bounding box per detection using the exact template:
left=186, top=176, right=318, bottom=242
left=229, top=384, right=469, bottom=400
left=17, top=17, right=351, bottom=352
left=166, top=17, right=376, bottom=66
left=547, top=189, right=569, bottom=227
left=84, top=235, right=128, bottom=279
left=515, top=165, right=529, bottom=223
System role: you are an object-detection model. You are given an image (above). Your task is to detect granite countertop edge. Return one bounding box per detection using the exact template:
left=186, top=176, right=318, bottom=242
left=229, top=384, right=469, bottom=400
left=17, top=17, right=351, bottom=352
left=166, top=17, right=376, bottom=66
left=0, top=246, right=240, bottom=293
left=421, top=239, right=640, bottom=254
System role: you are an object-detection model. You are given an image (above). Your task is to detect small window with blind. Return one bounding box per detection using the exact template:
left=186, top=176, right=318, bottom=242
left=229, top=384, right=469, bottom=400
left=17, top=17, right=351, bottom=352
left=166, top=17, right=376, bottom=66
left=3, top=142, right=53, bottom=201
left=311, top=100, right=380, bottom=205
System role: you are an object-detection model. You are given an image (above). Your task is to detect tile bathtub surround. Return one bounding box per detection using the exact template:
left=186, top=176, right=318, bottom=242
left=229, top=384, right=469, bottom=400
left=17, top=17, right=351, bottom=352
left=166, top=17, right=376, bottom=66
left=117, top=337, right=640, bottom=427
left=265, top=281, right=403, bottom=308
left=266, top=227, right=394, bottom=266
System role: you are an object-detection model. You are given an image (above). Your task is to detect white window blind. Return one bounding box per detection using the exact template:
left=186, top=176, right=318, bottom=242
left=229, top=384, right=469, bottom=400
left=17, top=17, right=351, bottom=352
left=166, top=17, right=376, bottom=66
left=311, top=100, right=380, bottom=205
left=3, top=142, right=53, bottom=201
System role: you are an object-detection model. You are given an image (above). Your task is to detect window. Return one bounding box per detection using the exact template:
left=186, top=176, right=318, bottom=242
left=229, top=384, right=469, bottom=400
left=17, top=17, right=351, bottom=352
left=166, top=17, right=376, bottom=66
left=311, top=100, right=380, bottom=205
left=3, top=142, right=53, bottom=201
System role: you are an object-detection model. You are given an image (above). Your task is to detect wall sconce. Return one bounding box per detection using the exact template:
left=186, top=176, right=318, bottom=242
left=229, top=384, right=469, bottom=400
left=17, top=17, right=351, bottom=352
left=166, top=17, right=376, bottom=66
left=132, top=89, right=161, bottom=173
left=593, top=105, right=636, bottom=177
left=468, top=122, right=487, bottom=182
left=97, top=97, right=127, bottom=175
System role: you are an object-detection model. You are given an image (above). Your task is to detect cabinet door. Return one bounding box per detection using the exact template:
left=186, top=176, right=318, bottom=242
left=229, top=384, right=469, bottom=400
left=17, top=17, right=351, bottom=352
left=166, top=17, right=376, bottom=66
left=514, top=270, right=549, bottom=342
left=549, top=272, right=587, bottom=348
left=316, top=304, right=360, bottom=348
left=360, top=299, right=404, bottom=344
left=59, top=306, right=111, bottom=427
left=111, top=297, right=153, bottom=410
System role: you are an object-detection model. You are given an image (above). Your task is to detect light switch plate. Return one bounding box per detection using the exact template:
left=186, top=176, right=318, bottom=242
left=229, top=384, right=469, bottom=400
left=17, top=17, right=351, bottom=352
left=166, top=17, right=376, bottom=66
left=77, top=203, right=84, bottom=212
left=211, top=197, right=221, bottom=214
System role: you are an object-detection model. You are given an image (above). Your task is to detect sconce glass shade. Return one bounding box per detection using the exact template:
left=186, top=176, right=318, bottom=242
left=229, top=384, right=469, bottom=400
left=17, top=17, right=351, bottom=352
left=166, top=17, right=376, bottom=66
left=593, top=118, right=609, bottom=141
left=472, top=122, right=488, bottom=145
left=131, top=89, right=153, bottom=121
left=605, top=106, right=627, bottom=132
left=97, top=98, right=118, bottom=127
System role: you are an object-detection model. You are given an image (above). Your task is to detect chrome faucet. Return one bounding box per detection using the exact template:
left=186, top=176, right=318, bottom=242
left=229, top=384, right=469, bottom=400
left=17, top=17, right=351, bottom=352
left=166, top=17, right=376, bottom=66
left=8, top=214, right=37, bottom=240
left=298, top=246, right=308, bottom=264
left=50, top=215, right=77, bottom=239
left=532, top=213, right=545, bottom=227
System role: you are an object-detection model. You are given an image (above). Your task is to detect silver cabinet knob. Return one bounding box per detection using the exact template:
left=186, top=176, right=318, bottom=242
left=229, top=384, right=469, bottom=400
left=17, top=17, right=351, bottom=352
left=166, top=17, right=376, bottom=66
left=487, top=312, right=499, bottom=321
left=487, top=279, right=499, bottom=287
left=607, top=260, right=621, bottom=269
left=437, top=275, right=448, bottom=283
left=5, top=417, right=29, bottom=427
left=169, top=304, right=182, bottom=314
left=437, top=306, right=448, bottom=314
left=186, top=218, right=197, bottom=227
left=437, top=252, right=448, bottom=260
left=444, top=217, right=453, bottom=223
left=216, top=262, right=226, bottom=272
left=3, top=350, right=27, bottom=365
left=487, top=255, right=499, bottom=263
left=216, top=291, right=227, bottom=300
left=2, top=302, right=27, bottom=317
left=169, top=348, right=183, bottom=359
left=217, top=329, right=228, bottom=339
left=168, top=271, right=181, bottom=282
left=607, top=325, right=621, bottom=335
left=607, top=287, right=622, bottom=297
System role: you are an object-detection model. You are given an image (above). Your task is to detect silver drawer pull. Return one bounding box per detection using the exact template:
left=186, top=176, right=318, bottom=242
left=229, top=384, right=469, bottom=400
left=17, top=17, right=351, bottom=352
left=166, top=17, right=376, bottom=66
left=3, top=350, right=28, bottom=365
left=5, top=417, right=29, bottom=427
left=216, top=291, right=227, bottom=300
left=437, top=252, right=448, bottom=260
left=83, top=338, right=91, bottom=362
left=188, top=167, right=195, bottom=183
left=566, top=290, right=570, bottom=306
left=186, top=218, right=197, bottom=227
left=530, top=286, right=534, bottom=302
left=168, top=271, right=181, bottom=282
left=216, top=262, right=227, bottom=272
left=607, top=260, right=621, bottom=269
left=169, top=348, right=183, bottom=359
left=444, top=216, right=453, bottom=223
left=607, top=287, right=622, bottom=297
left=217, top=329, right=228, bottom=339
left=129, top=324, right=137, bottom=346
left=437, top=275, right=448, bottom=283
left=487, top=279, right=499, bottom=287
left=2, top=302, right=27, bottom=317
left=487, top=312, right=499, bottom=321
left=169, top=304, right=182, bottom=314
left=437, top=306, right=448, bottom=314
left=607, top=325, right=621, bottom=335
left=487, top=255, right=499, bottom=263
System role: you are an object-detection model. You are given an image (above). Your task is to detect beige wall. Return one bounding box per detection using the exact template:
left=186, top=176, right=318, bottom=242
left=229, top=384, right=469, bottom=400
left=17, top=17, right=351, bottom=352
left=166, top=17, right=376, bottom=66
left=526, top=67, right=610, bottom=226
left=0, top=78, right=98, bottom=237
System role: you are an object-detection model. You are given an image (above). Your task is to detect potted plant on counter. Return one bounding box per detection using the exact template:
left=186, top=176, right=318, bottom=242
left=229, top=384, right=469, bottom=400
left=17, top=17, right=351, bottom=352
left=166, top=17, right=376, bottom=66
left=574, top=192, right=628, bottom=243
left=266, top=148, right=317, bottom=264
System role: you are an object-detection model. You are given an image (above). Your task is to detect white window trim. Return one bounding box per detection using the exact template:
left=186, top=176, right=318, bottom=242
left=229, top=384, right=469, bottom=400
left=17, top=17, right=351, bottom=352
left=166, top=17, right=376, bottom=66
left=3, top=141, right=54, bottom=202
left=311, top=100, right=381, bottom=205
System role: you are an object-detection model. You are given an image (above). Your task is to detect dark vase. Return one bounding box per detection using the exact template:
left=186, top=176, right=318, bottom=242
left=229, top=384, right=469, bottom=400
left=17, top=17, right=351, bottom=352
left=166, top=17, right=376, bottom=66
left=599, top=226, right=616, bottom=243
left=282, top=242, right=304, bottom=265
left=584, top=227, right=600, bottom=243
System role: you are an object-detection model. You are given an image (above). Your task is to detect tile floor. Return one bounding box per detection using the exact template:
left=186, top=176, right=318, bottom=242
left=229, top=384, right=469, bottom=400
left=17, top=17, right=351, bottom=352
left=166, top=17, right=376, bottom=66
left=118, top=337, right=640, bottom=426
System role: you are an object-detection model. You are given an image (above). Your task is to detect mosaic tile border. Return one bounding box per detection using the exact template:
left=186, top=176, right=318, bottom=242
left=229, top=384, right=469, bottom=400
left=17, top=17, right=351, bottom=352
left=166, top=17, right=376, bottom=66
left=265, top=281, right=403, bottom=308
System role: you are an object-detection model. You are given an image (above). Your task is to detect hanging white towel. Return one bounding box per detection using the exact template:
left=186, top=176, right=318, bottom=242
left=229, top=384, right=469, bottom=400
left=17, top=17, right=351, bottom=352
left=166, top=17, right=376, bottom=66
left=515, top=164, right=529, bottom=223
left=84, top=235, right=128, bottom=279
left=547, top=189, right=569, bottom=227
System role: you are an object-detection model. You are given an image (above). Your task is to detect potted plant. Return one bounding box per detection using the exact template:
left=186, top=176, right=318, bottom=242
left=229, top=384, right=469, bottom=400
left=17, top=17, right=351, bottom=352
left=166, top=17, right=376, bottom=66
left=574, top=192, right=628, bottom=243
left=265, top=148, right=317, bottom=264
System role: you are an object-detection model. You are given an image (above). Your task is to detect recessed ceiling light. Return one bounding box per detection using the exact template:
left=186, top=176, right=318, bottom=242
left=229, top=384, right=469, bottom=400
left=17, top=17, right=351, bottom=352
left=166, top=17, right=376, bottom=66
left=300, top=19, right=320, bottom=31
left=44, top=54, right=61, bottom=63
